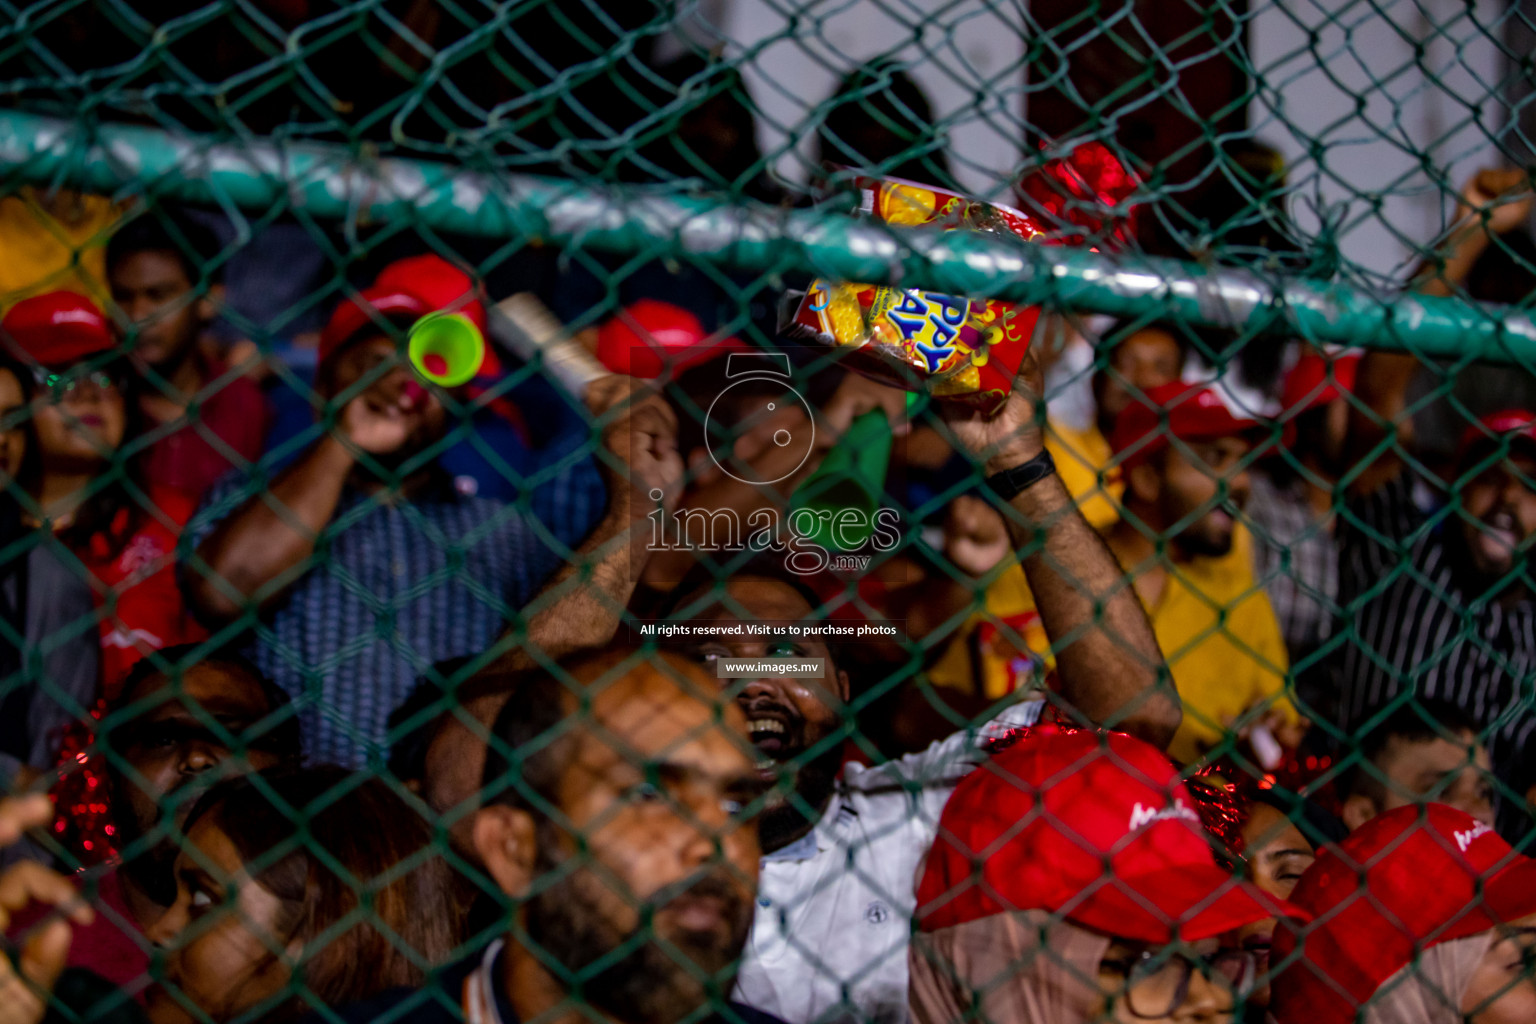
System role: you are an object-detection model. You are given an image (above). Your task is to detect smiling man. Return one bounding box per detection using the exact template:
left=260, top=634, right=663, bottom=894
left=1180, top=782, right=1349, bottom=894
left=659, top=569, right=853, bottom=855
left=1323, top=171, right=1536, bottom=795
left=1336, top=385, right=1536, bottom=790
left=652, top=346, right=1180, bottom=1024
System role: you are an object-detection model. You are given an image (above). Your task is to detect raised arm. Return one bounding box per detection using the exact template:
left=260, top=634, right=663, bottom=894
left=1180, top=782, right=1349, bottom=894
left=186, top=384, right=415, bottom=623
left=1415, top=168, right=1532, bottom=299
left=939, top=347, right=1180, bottom=750
left=1346, top=168, right=1534, bottom=497
left=499, top=376, right=684, bottom=669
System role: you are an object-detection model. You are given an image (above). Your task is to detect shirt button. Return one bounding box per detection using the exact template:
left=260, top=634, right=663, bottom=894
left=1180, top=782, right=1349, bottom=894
left=392, top=561, right=405, bottom=576
left=758, top=898, right=771, bottom=908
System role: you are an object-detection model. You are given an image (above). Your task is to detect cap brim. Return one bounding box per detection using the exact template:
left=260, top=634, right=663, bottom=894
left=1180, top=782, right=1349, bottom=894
left=34, top=333, right=117, bottom=368
left=1121, top=422, right=1269, bottom=471
left=1182, top=420, right=1269, bottom=446
left=1064, top=864, right=1309, bottom=943
left=320, top=291, right=430, bottom=365
left=1474, top=857, right=1536, bottom=931
left=1458, top=429, right=1536, bottom=466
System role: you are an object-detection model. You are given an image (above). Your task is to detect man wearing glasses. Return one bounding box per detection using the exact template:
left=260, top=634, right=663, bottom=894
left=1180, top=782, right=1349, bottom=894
left=910, top=725, right=1305, bottom=1024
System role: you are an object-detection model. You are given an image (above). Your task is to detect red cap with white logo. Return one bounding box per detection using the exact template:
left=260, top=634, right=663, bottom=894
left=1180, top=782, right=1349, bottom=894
left=915, top=726, right=1305, bottom=942
left=1271, top=803, right=1536, bottom=1024
left=1, top=291, right=116, bottom=367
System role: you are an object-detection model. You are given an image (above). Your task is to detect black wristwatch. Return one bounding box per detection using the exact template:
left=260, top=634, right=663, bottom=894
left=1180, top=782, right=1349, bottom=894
left=983, top=449, right=1057, bottom=502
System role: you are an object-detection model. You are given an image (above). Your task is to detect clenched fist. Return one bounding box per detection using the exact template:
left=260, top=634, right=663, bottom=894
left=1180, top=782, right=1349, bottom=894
left=338, top=382, right=430, bottom=456
left=938, top=342, right=1048, bottom=476
left=587, top=375, right=685, bottom=517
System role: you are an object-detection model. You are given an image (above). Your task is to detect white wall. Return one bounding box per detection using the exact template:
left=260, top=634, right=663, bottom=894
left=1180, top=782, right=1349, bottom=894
left=666, top=0, right=1028, bottom=202
left=1247, top=0, right=1508, bottom=286
left=666, top=0, right=1508, bottom=285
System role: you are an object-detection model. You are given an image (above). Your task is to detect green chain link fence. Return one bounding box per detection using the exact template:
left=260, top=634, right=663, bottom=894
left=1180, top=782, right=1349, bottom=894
left=2, top=1, right=1536, bottom=1022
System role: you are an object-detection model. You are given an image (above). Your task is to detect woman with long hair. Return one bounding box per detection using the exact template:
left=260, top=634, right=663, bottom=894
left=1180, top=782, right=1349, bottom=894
left=143, top=766, right=464, bottom=1024
left=1, top=291, right=203, bottom=695
left=3, top=291, right=205, bottom=863
left=0, top=348, right=100, bottom=793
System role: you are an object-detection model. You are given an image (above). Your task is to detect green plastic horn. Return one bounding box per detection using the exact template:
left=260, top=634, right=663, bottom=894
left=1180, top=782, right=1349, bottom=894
left=408, top=312, right=485, bottom=387
left=789, top=409, right=893, bottom=551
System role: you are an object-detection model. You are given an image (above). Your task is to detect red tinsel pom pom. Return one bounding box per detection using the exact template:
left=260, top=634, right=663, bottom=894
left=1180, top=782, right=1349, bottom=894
left=1016, top=139, right=1143, bottom=248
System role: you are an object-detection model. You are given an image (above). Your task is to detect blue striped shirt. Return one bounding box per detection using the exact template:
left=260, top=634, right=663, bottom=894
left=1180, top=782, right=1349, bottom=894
left=190, top=470, right=568, bottom=767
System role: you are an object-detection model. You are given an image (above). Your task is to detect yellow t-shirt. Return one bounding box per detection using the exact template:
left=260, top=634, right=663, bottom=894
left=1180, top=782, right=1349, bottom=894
left=0, top=188, right=122, bottom=309
left=921, top=419, right=1119, bottom=698
left=927, top=524, right=1294, bottom=765
left=926, top=561, right=1057, bottom=700
left=1045, top=419, right=1121, bottom=532
left=1140, top=537, right=1294, bottom=764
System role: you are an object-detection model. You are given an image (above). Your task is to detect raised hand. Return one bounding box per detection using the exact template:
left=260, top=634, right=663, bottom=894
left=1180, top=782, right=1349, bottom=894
left=1457, top=167, right=1533, bottom=238
left=338, top=381, right=427, bottom=455
left=0, top=795, right=93, bottom=1024
left=587, top=375, right=685, bottom=516
left=937, top=341, right=1047, bottom=475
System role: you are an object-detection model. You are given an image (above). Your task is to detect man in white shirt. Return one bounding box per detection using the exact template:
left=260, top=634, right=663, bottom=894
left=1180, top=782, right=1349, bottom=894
left=655, top=349, right=1181, bottom=1023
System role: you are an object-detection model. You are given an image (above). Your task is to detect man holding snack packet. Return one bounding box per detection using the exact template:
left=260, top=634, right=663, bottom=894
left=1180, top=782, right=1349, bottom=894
left=659, top=315, right=1179, bottom=1023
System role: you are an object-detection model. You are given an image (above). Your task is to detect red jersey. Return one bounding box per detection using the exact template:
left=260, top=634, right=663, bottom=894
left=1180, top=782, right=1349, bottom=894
left=49, top=486, right=206, bottom=864
left=78, top=486, right=206, bottom=697
left=139, top=358, right=268, bottom=498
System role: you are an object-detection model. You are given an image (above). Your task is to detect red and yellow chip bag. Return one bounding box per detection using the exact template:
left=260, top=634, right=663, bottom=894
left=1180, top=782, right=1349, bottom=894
left=785, top=177, right=1048, bottom=416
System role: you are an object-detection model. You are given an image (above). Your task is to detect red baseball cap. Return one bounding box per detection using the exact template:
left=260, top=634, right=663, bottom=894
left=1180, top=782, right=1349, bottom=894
left=318, top=255, right=497, bottom=374
left=1281, top=351, right=1360, bottom=416
left=916, top=726, right=1305, bottom=943
left=1271, top=804, right=1536, bottom=1024
left=596, top=299, right=750, bottom=379
left=1457, top=409, right=1536, bottom=463
left=1276, top=351, right=1360, bottom=450
left=1, top=291, right=116, bottom=367
left=1109, top=381, right=1264, bottom=470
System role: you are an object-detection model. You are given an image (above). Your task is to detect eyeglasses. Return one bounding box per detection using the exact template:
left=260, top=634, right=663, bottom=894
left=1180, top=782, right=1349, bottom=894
left=31, top=365, right=125, bottom=402
left=1099, top=947, right=1258, bottom=1018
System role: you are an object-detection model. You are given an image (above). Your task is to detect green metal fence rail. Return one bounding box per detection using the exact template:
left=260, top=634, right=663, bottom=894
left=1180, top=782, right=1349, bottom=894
left=4, top=109, right=1534, bottom=361
left=2, top=2, right=1535, bottom=1023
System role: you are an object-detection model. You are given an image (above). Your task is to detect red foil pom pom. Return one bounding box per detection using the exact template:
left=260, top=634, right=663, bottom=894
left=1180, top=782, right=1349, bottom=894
left=1016, top=139, right=1143, bottom=248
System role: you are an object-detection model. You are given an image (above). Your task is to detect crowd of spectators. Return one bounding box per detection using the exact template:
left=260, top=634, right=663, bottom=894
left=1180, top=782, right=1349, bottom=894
left=3, top=51, right=1536, bottom=1024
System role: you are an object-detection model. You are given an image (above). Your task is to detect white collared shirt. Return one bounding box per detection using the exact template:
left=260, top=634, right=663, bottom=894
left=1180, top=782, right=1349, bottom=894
left=731, top=701, right=1043, bottom=1024
left=463, top=939, right=506, bottom=1024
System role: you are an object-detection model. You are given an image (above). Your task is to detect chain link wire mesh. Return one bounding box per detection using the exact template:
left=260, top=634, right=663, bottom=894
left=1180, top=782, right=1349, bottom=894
left=2, top=1, right=1536, bottom=1022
